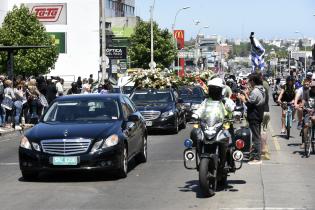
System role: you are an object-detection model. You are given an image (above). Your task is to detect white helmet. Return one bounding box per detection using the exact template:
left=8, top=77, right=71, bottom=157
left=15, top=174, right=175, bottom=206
left=207, top=78, right=224, bottom=88
left=311, top=73, right=315, bottom=87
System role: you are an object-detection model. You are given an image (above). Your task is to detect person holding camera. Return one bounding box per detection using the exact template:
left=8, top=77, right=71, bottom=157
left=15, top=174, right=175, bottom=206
left=239, top=72, right=265, bottom=165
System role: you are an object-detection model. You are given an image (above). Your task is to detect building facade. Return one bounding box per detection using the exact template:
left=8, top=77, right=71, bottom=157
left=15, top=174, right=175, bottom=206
left=105, top=0, right=135, bottom=17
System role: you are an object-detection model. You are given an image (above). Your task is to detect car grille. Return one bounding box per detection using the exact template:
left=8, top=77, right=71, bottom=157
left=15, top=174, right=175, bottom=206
left=41, top=139, right=92, bottom=155
left=140, top=111, right=161, bottom=121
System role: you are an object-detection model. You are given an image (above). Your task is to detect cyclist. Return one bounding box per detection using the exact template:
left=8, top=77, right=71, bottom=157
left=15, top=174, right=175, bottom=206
left=301, top=79, right=315, bottom=149
left=278, top=76, right=296, bottom=134
left=294, top=78, right=311, bottom=131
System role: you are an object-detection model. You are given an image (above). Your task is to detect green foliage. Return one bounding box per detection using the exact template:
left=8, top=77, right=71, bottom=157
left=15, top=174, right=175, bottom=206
left=0, top=5, right=58, bottom=76
left=128, top=20, right=176, bottom=69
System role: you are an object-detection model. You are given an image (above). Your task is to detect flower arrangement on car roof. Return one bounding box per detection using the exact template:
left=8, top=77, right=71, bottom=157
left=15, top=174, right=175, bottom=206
left=130, top=68, right=214, bottom=91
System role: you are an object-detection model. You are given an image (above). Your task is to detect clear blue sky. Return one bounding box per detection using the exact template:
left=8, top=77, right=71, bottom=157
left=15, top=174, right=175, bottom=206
left=135, top=0, right=315, bottom=41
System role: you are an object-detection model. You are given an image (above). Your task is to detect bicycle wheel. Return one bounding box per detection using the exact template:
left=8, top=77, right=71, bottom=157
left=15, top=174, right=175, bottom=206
left=305, top=128, right=312, bottom=158
left=286, top=112, right=291, bottom=139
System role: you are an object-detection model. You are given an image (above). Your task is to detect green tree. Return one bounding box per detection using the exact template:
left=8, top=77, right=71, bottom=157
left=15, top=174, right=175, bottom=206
left=128, top=20, right=176, bottom=69
left=0, top=5, right=58, bottom=76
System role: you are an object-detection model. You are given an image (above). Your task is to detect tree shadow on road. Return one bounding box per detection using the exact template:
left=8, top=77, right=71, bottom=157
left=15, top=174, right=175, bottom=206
left=178, top=179, right=246, bottom=198
left=292, top=150, right=311, bottom=158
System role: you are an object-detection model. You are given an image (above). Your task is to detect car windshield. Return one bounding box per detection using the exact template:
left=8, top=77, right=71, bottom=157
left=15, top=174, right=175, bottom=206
left=178, top=87, right=203, bottom=100
left=131, top=91, right=173, bottom=104
left=43, top=98, right=120, bottom=123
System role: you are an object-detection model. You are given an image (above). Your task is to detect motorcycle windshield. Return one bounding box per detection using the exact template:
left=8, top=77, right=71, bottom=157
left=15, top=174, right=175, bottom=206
left=200, top=101, right=225, bottom=127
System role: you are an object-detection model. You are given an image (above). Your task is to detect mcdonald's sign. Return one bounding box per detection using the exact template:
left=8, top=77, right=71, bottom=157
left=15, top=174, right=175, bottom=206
left=174, top=30, right=184, bottom=39
left=174, top=30, right=184, bottom=49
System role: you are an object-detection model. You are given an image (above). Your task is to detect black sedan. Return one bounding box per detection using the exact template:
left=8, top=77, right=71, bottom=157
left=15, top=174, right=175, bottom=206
left=178, top=86, right=206, bottom=120
left=19, top=94, right=147, bottom=180
left=130, top=88, right=186, bottom=134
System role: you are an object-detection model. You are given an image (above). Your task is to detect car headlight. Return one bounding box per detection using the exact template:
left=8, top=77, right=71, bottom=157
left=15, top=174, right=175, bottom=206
left=191, top=104, right=201, bottom=110
left=20, top=136, right=31, bottom=150
left=102, top=134, right=119, bottom=148
left=91, top=134, right=119, bottom=153
left=161, top=110, right=175, bottom=118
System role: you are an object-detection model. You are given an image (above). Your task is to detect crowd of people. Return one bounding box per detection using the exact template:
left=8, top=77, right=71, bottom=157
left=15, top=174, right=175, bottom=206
left=0, top=73, right=112, bottom=131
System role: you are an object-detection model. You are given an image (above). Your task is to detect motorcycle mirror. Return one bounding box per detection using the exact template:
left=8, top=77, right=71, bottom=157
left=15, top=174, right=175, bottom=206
left=192, top=113, right=199, bottom=120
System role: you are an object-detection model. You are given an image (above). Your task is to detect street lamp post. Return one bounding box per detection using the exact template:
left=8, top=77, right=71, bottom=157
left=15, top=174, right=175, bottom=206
left=171, top=6, right=190, bottom=72
left=295, top=31, right=307, bottom=77
left=150, top=0, right=156, bottom=70
left=194, top=26, right=209, bottom=70
left=101, top=0, right=107, bottom=83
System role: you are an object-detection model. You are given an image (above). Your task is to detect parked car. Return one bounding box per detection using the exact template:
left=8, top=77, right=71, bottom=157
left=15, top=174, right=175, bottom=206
left=130, top=88, right=186, bottom=133
left=178, top=86, right=206, bottom=120
left=19, top=94, right=147, bottom=180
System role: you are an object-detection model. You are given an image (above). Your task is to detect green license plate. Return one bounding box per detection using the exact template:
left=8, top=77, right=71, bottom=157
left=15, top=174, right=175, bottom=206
left=52, top=156, right=78, bottom=166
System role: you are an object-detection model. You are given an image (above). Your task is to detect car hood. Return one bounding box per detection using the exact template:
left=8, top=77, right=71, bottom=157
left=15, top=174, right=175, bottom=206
left=25, top=121, right=122, bottom=142
left=182, top=99, right=203, bottom=104
left=135, top=103, right=174, bottom=112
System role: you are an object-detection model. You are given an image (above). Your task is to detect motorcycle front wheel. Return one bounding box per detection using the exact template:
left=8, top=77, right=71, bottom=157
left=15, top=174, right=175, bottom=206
left=199, top=158, right=217, bottom=197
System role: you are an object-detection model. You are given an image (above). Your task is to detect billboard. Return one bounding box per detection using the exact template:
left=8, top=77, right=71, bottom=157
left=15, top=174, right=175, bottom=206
left=112, top=27, right=134, bottom=38
left=25, top=3, right=67, bottom=25
left=47, top=32, right=66, bottom=54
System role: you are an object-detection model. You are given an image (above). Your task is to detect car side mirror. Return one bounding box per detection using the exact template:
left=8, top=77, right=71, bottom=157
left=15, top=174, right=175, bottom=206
left=178, top=98, right=184, bottom=103
left=128, top=114, right=140, bottom=122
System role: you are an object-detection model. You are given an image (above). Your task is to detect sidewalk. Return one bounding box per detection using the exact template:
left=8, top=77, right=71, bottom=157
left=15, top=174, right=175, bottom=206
left=0, top=124, right=34, bottom=136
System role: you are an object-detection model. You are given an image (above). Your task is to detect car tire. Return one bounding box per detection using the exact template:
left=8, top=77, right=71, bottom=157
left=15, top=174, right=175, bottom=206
left=117, top=144, right=128, bottom=178
left=135, top=136, right=147, bottom=164
left=172, top=117, right=179, bottom=134
left=21, top=170, right=38, bottom=181
left=180, top=115, right=186, bottom=129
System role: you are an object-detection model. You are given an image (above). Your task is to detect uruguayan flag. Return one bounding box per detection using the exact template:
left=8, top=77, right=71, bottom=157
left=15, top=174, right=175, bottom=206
left=250, top=33, right=265, bottom=71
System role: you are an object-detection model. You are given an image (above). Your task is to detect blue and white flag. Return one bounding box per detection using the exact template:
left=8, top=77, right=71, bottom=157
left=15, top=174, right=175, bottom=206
left=250, top=32, right=265, bottom=72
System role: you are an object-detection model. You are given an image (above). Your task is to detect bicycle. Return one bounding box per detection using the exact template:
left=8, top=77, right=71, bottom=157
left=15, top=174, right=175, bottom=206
left=302, top=106, right=315, bottom=158
left=282, top=102, right=293, bottom=139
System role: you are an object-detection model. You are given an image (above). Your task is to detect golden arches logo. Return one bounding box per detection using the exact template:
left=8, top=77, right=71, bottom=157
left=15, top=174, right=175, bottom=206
left=174, top=30, right=184, bottom=39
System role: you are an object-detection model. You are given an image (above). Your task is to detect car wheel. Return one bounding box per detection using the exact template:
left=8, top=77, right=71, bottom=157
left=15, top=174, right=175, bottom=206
left=173, top=117, right=179, bottom=134
left=135, top=136, right=147, bottom=164
left=21, top=170, right=38, bottom=181
left=180, top=115, right=187, bottom=129
left=117, top=144, right=128, bottom=178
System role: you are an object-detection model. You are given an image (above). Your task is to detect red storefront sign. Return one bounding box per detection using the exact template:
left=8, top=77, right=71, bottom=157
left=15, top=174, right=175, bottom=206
left=31, top=5, right=63, bottom=22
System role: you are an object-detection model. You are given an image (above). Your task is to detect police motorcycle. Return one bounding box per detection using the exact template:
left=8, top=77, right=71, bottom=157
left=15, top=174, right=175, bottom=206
left=183, top=103, right=250, bottom=197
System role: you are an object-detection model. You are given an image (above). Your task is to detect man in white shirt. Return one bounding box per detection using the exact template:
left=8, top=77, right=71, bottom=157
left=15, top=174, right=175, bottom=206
left=55, top=77, right=64, bottom=97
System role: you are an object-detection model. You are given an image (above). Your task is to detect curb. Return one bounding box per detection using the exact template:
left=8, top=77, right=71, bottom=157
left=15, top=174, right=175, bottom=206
left=0, top=125, right=33, bottom=137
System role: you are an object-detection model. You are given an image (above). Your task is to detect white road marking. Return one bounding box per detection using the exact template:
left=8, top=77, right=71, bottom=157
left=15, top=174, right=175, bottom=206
left=0, top=138, right=17, bottom=143
left=0, top=162, right=19, bottom=166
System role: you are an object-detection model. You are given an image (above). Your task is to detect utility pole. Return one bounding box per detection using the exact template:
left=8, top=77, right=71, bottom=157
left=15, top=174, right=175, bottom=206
left=101, top=0, right=107, bottom=83
left=150, top=0, right=156, bottom=70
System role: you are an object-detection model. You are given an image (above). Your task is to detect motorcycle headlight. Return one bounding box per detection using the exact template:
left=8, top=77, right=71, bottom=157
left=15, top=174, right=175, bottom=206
left=20, top=136, right=31, bottom=150
left=204, top=127, right=217, bottom=139
left=91, top=134, right=119, bottom=153
left=161, top=110, right=174, bottom=118
left=191, top=104, right=201, bottom=110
